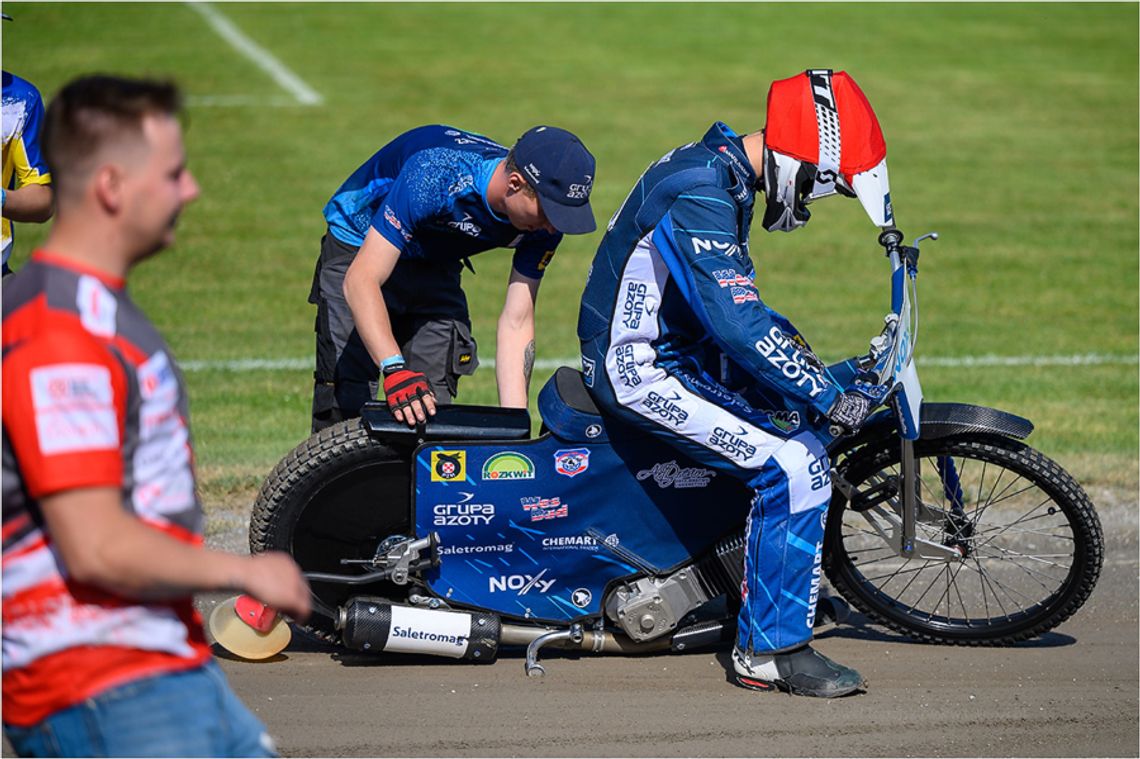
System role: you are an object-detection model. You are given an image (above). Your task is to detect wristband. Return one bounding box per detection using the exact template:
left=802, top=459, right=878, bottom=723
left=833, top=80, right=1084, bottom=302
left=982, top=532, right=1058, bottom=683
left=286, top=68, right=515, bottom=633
left=380, top=353, right=406, bottom=376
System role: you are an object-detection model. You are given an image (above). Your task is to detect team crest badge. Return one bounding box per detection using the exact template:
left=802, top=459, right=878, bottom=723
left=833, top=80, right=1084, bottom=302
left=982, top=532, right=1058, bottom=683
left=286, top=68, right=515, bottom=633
left=431, top=450, right=467, bottom=482
left=554, top=448, right=590, bottom=478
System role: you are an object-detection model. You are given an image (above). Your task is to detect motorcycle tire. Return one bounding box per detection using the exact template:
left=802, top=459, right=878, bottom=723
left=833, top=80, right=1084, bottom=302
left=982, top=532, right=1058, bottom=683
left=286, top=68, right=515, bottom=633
left=824, top=434, right=1103, bottom=645
left=249, top=419, right=412, bottom=644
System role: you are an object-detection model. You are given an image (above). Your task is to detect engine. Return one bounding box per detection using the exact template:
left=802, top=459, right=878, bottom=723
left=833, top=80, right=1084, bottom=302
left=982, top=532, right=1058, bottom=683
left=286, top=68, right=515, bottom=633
left=605, top=532, right=746, bottom=642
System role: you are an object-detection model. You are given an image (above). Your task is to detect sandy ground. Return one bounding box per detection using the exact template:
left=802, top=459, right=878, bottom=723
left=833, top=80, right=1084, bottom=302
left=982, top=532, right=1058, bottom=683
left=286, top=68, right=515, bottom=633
left=5, top=489, right=1135, bottom=758
left=201, top=488, right=1138, bottom=759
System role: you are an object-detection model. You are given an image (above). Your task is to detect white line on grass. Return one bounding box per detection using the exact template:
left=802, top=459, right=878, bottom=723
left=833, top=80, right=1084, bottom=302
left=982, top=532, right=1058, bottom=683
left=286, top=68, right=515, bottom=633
left=179, top=353, right=1139, bottom=373
left=186, top=2, right=323, bottom=106
left=186, top=95, right=302, bottom=108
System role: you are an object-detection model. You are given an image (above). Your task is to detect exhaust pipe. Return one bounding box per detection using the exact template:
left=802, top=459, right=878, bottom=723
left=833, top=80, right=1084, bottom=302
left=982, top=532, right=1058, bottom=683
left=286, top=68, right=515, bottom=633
left=337, top=597, right=676, bottom=666
left=338, top=597, right=500, bottom=663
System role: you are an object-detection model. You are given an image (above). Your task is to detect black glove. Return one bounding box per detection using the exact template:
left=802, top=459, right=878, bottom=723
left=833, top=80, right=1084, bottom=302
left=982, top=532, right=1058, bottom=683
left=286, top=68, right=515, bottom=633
left=827, top=391, right=871, bottom=435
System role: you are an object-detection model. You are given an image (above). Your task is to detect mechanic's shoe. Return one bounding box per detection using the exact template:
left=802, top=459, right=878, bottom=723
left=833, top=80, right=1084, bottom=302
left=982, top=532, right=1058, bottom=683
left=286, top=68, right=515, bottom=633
left=732, top=645, right=865, bottom=698
left=812, top=595, right=851, bottom=634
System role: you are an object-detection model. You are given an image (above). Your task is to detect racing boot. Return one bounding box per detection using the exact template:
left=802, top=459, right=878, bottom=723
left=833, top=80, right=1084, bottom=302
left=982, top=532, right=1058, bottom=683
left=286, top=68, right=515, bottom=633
left=732, top=644, right=865, bottom=697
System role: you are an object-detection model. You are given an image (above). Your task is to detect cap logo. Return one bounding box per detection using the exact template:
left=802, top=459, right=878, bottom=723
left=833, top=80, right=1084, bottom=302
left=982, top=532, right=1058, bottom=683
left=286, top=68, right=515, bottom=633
left=567, top=174, right=592, bottom=200
left=525, top=163, right=542, bottom=184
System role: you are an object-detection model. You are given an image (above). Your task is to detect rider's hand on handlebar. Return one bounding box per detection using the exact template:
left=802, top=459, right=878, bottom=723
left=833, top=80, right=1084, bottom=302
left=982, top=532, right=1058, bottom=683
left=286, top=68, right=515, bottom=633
left=382, top=366, right=436, bottom=427
left=826, top=391, right=872, bottom=435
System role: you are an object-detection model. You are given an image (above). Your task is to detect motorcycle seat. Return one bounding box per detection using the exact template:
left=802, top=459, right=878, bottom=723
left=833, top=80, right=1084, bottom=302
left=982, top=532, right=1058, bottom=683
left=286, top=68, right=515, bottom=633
left=538, top=366, right=609, bottom=444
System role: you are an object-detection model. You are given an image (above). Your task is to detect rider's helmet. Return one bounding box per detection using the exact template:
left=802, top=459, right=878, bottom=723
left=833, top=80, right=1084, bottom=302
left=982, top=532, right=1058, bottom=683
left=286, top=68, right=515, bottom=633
left=761, top=69, right=893, bottom=232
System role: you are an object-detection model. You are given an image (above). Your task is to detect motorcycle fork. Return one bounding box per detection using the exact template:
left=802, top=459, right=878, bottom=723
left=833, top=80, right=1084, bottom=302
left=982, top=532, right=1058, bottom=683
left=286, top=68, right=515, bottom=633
left=834, top=439, right=962, bottom=562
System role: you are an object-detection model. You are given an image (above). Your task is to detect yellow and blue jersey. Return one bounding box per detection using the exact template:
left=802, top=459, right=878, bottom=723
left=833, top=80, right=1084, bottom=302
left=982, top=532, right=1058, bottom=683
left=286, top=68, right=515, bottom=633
left=2, top=71, right=52, bottom=259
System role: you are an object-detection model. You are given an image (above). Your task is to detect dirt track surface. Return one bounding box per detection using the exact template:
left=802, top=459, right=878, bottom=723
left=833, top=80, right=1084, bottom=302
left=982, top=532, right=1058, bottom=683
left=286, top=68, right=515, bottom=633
left=203, top=494, right=1139, bottom=759
left=3, top=496, right=1133, bottom=758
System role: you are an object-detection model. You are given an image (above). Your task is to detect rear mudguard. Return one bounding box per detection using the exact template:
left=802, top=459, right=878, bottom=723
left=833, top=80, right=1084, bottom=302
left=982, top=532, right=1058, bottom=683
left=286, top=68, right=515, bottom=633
left=829, top=402, right=1034, bottom=458
left=359, top=401, right=531, bottom=447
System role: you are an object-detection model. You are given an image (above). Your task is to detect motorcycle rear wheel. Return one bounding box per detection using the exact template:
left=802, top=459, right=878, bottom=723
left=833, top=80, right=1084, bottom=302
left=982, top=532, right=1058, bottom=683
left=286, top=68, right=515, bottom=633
left=249, top=419, right=412, bottom=643
left=825, top=434, right=1103, bottom=645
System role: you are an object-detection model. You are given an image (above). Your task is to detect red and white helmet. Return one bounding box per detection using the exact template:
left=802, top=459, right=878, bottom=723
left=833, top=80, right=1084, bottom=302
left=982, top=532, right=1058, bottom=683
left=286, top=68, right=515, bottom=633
left=761, top=69, right=892, bottom=232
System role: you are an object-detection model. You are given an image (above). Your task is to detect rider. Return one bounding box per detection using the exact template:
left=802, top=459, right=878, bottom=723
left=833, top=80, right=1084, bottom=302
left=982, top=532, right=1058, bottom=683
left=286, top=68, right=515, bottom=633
left=578, top=69, right=892, bottom=697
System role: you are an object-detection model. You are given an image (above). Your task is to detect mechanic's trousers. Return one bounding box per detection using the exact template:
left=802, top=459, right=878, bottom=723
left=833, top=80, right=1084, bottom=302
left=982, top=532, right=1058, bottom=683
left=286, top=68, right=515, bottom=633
left=587, top=350, right=831, bottom=654
left=309, top=232, right=479, bottom=432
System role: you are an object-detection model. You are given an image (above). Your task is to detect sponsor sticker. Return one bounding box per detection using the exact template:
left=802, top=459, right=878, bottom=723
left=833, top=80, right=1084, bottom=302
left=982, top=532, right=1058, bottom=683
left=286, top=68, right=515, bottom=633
left=708, top=425, right=758, bottom=462
left=438, top=543, right=514, bottom=556
left=636, top=461, right=716, bottom=489
left=553, top=448, right=590, bottom=477
left=585, top=424, right=603, bottom=439
left=768, top=410, right=801, bottom=433
left=643, top=390, right=689, bottom=427
left=77, top=276, right=118, bottom=338
left=386, top=605, right=471, bottom=658
left=431, top=450, right=467, bottom=482
left=447, top=213, right=481, bottom=237
left=620, top=282, right=649, bottom=330
left=521, top=496, right=568, bottom=521
left=31, top=364, right=119, bottom=455
left=433, top=501, right=495, bottom=527
left=489, top=569, right=555, bottom=595
left=754, top=326, right=828, bottom=399
left=482, top=452, right=535, bottom=481
left=614, top=344, right=641, bottom=388
left=690, top=237, right=741, bottom=257
left=541, top=534, right=616, bottom=552
left=536, top=249, right=556, bottom=272
left=581, top=356, right=596, bottom=387
left=571, top=588, right=593, bottom=608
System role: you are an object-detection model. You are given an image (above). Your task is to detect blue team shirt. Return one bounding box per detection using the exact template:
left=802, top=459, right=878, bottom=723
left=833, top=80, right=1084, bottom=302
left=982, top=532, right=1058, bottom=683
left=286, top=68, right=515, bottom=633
left=323, top=125, right=561, bottom=279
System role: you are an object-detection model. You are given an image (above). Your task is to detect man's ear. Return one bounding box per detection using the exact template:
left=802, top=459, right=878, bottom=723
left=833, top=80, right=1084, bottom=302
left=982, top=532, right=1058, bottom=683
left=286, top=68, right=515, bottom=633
left=506, top=171, right=527, bottom=195
left=92, top=164, right=124, bottom=214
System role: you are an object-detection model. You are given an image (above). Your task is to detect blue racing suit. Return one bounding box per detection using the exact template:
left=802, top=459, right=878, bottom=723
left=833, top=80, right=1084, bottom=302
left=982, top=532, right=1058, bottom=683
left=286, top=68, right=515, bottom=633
left=578, top=122, right=844, bottom=654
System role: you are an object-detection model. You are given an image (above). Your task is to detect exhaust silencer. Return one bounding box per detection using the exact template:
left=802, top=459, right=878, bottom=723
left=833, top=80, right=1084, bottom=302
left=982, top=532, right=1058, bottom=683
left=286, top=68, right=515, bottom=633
left=339, top=597, right=500, bottom=663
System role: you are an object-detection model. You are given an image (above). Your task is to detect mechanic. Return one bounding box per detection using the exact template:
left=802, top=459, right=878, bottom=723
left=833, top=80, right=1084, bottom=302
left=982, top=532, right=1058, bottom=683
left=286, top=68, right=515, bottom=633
left=2, top=74, right=311, bottom=756
left=311, top=123, right=596, bottom=431
left=578, top=69, right=892, bottom=697
left=2, top=13, right=54, bottom=277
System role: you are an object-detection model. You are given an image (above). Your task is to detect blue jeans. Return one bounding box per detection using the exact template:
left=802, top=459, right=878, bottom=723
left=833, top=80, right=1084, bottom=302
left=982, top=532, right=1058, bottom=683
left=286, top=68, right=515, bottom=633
left=4, top=660, right=276, bottom=758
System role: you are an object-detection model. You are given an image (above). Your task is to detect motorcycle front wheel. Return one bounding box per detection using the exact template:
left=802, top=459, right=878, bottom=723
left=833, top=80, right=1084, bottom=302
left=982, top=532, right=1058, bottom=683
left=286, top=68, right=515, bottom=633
left=249, top=419, right=412, bottom=644
left=824, top=434, right=1103, bottom=645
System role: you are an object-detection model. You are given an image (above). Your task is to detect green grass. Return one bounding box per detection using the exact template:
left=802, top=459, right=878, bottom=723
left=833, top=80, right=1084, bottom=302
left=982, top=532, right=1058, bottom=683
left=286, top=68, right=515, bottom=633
left=4, top=2, right=1136, bottom=502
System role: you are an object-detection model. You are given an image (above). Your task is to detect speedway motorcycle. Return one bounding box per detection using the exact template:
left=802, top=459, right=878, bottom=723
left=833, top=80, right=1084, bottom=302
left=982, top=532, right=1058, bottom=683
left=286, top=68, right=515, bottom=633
left=212, top=229, right=1103, bottom=674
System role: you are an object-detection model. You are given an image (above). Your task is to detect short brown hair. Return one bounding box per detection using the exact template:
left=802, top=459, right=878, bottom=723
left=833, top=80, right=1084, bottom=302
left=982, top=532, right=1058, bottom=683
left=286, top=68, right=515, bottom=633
left=503, top=147, right=536, bottom=198
left=43, top=75, right=183, bottom=197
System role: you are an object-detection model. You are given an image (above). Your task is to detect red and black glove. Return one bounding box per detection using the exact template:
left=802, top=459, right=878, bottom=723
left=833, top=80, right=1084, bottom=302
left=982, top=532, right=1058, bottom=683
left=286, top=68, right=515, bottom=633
left=383, top=367, right=433, bottom=414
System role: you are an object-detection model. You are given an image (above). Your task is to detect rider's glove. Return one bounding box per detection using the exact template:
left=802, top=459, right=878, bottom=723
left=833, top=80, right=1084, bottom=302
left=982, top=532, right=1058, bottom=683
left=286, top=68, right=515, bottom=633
left=826, top=391, right=872, bottom=435
left=382, top=366, right=433, bottom=414
left=783, top=332, right=826, bottom=375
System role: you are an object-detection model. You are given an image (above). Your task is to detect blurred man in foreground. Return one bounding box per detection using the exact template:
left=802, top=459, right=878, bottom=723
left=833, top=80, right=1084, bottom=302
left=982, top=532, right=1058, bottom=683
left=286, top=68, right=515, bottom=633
left=2, top=74, right=311, bottom=757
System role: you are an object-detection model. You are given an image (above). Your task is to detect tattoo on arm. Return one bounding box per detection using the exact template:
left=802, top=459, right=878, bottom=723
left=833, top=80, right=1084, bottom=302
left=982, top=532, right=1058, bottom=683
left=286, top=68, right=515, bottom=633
left=523, top=340, right=536, bottom=387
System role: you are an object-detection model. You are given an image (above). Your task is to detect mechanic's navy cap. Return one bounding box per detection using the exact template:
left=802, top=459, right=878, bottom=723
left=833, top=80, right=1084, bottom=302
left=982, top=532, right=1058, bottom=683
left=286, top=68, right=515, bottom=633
left=513, top=126, right=596, bottom=234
